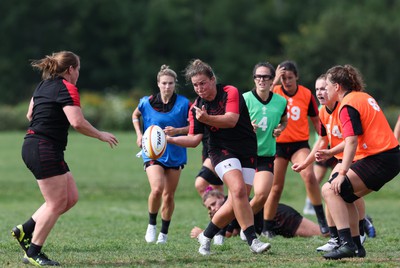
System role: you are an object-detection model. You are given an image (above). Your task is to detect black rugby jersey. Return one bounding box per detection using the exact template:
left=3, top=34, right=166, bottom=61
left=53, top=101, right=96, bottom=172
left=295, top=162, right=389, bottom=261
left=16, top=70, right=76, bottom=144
left=189, top=84, right=256, bottom=157
left=25, top=76, right=80, bottom=149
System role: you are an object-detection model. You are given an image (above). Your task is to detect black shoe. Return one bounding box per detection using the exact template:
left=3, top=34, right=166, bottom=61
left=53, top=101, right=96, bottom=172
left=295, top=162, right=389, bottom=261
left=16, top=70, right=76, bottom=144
left=318, top=219, right=329, bottom=235
left=364, top=215, right=376, bottom=238
left=25, top=252, right=60, bottom=266
left=356, top=245, right=366, bottom=258
left=323, top=243, right=357, bottom=260
left=11, top=225, right=31, bottom=253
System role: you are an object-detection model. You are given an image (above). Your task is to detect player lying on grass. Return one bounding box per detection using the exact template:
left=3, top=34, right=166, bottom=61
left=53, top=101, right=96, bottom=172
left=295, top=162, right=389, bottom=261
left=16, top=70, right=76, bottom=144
left=190, top=189, right=328, bottom=245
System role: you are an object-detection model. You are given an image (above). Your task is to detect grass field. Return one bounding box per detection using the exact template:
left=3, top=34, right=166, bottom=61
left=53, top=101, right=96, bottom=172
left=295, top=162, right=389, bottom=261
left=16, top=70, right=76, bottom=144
left=0, top=131, right=399, bottom=267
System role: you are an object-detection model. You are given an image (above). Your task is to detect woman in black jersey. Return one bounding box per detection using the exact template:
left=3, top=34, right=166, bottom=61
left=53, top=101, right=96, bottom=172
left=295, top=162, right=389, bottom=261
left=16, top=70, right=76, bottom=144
left=190, top=189, right=325, bottom=241
left=167, top=59, right=270, bottom=255
left=11, top=51, right=118, bottom=266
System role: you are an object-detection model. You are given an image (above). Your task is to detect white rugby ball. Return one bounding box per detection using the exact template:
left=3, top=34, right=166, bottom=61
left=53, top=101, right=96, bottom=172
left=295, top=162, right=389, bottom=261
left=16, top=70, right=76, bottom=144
left=142, top=125, right=167, bottom=160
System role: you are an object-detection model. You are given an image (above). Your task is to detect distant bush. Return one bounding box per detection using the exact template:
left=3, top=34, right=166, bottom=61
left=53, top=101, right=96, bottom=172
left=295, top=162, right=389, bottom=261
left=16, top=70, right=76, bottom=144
left=0, top=91, right=144, bottom=131
left=0, top=103, right=30, bottom=131
left=80, top=91, right=141, bottom=131
left=3, top=92, right=398, bottom=131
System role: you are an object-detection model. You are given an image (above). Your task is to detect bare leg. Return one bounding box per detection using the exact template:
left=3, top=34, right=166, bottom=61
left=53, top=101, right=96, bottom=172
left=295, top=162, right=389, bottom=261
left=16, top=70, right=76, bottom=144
left=161, top=168, right=181, bottom=221
left=264, top=157, right=288, bottom=221
left=250, top=171, right=273, bottom=214
left=32, top=172, right=78, bottom=246
left=146, top=165, right=165, bottom=214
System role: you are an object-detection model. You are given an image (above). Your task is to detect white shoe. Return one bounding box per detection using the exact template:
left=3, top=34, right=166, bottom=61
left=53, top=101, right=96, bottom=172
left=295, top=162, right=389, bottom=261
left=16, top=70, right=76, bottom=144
left=250, top=238, right=271, bottom=253
left=198, top=232, right=211, bottom=255
left=360, top=233, right=366, bottom=244
left=261, top=230, right=275, bottom=239
left=303, top=198, right=316, bottom=215
left=316, top=237, right=339, bottom=252
left=213, top=234, right=225, bottom=245
left=145, top=224, right=156, bottom=243
left=239, top=229, right=247, bottom=241
left=156, top=232, right=168, bottom=244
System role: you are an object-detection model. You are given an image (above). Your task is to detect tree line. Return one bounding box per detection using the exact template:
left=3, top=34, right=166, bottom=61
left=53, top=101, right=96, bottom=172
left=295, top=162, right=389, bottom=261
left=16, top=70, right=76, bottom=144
left=1, top=0, right=399, bottom=112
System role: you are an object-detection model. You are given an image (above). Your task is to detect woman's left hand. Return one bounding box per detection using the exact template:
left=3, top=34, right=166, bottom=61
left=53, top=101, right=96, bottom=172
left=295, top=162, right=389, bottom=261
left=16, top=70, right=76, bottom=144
left=330, top=174, right=345, bottom=195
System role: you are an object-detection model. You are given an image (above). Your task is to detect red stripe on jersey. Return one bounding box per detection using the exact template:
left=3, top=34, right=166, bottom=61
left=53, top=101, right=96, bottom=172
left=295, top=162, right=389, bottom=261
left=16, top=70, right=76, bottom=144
left=188, top=102, right=197, bottom=135
left=339, top=106, right=355, bottom=138
left=62, top=79, right=81, bottom=107
left=223, top=86, right=239, bottom=114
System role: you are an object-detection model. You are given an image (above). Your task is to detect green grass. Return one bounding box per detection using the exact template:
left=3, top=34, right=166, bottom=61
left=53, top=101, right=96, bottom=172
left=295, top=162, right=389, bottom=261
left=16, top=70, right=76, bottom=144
left=0, top=131, right=399, bottom=267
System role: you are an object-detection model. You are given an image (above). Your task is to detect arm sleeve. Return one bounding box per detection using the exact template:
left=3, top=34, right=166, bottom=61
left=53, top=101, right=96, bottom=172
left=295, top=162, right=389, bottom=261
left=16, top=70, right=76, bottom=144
left=307, top=94, right=319, bottom=117
left=59, top=80, right=80, bottom=107
left=319, top=119, right=327, bottom=137
left=225, top=86, right=240, bottom=114
left=339, top=105, right=363, bottom=138
left=188, top=100, right=205, bottom=135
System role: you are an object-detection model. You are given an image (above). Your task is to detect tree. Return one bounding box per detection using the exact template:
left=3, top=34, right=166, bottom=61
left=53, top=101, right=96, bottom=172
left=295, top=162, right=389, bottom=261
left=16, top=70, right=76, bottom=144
left=283, top=0, right=400, bottom=105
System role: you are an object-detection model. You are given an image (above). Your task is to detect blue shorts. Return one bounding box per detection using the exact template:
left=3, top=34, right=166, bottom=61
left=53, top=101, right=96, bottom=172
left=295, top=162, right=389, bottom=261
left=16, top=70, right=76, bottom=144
left=144, top=160, right=184, bottom=170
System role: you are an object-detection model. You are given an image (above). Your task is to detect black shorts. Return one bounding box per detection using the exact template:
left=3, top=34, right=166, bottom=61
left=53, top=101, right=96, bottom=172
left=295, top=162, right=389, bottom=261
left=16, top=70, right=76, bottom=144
left=272, top=204, right=303, bottom=238
left=144, top=160, right=184, bottom=170
left=21, top=137, right=69, bottom=180
left=351, top=147, right=400, bottom=191
left=201, top=144, right=208, bottom=162
left=315, top=156, right=338, bottom=169
left=256, top=156, right=275, bottom=173
left=208, top=148, right=256, bottom=170
left=276, top=141, right=310, bottom=160
left=196, top=166, right=222, bottom=185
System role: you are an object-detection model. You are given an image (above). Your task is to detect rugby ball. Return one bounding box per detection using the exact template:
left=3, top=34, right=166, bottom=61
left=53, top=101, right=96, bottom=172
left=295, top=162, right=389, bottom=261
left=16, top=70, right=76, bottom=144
left=142, top=125, right=167, bottom=160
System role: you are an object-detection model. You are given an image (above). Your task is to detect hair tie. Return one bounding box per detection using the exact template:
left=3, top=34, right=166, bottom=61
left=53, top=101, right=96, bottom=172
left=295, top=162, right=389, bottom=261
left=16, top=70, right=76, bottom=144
left=204, top=186, right=213, bottom=194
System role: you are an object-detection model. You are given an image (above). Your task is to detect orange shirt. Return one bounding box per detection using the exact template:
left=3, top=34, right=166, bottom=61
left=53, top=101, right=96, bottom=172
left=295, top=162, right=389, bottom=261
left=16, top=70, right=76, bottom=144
left=273, top=85, right=318, bottom=143
left=319, top=103, right=344, bottom=159
left=339, top=91, right=398, bottom=159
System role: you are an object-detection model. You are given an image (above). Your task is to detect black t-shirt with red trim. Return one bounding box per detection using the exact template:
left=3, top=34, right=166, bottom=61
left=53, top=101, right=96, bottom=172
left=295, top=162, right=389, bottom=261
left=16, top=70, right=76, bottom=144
left=25, top=76, right=80, bottom=149
left=189, top=84, right=257, bottom=157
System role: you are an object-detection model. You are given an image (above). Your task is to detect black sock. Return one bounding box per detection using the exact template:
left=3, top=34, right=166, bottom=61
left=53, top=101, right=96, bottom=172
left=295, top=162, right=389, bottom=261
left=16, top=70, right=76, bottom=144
left=203, top=222, right=220, bottom=239
left=149, top=212, right=157, bottom=225
left=217, top=228, right=226, bottom=236
left=313, top=204, right=326, bottom=222
left=352, top=236, right=362, bottom=249
left=22, top=218, right=36, bottom=236
left=27, top=243, right=42, bottom=257
left=359, top=219, right=365, bottom=236
left=243, top=225, right=258, bottom=246
left=329, top=226, right=339, bottom=239
left=160, top=219, right=170, bottom=234
left=263, top=220, right=275, bottom=232
left=338, top=228, right=355, bottom=247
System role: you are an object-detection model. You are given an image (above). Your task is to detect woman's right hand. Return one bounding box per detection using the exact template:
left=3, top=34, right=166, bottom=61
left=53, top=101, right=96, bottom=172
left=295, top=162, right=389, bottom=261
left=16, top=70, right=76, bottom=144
left=291, top=163, right=305, bottom=173
left=271, top=65, right=285, bottom=88
left=190, top=226, right=203, bottom=238
left=136, top=134, right=142, bottom=148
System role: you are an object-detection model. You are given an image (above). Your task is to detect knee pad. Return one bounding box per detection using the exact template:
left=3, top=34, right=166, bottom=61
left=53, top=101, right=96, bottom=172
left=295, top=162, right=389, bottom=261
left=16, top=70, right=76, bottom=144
left=329, top=172, right=360, bottom=203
